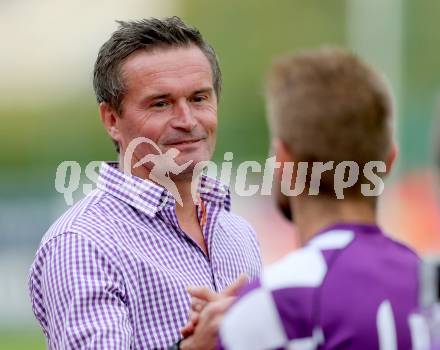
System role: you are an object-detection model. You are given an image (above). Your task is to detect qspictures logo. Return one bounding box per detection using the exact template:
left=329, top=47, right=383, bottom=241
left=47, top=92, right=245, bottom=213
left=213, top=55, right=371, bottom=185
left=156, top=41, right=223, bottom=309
left=55, top=137, right=387, bottom=206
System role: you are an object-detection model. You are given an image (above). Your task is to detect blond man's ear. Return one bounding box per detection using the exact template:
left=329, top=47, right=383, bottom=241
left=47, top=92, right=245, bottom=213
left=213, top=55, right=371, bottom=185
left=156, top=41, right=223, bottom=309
left=273, top=137, right=296, bottom=190
left=273, top=138, right=295, bottom=168
left=385, top=142, right=398, bottom=176
left=272, top=138, right=294, bottom=221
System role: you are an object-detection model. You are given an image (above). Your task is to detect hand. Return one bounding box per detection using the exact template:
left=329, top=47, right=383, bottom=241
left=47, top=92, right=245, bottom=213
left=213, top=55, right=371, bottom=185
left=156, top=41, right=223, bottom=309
left=180, top=274, right=248, bottom=338
left=179, top=297, right=235, bottom=350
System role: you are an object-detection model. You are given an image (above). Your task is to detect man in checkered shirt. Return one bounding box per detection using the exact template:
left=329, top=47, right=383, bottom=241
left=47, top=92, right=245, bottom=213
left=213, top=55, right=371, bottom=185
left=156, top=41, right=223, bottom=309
left=29, top=17, right=261, bottom=349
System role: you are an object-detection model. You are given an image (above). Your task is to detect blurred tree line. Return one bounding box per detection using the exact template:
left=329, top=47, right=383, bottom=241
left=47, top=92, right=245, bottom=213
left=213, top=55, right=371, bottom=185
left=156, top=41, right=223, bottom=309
left=1, top=0, right=439, bottom=191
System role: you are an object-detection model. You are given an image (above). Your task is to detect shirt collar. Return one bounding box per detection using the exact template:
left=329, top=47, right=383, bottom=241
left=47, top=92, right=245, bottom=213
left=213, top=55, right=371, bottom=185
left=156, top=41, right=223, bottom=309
left=97, top=162, right=231, bottom=217
left=197, top=173, right=231, bottom=211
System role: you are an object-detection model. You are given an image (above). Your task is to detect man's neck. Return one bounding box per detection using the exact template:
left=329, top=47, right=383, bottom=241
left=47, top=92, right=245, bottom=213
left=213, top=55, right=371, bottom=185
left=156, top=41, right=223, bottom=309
left=174, top=178, right=198, bottom=216
left=118, top=155, right=198, bottom=219
left=291, top=195, right=377, bottom=246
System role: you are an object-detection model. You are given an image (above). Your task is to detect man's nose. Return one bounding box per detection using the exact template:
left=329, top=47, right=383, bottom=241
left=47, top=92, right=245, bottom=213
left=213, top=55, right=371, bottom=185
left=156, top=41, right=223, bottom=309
left=171, top=100, right=197, bottom=131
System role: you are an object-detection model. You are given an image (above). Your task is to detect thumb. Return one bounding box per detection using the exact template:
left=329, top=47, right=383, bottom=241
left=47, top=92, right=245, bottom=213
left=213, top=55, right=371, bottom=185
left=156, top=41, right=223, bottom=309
left=222, top=274, right=249, bottom=297
left=187, top=285, right=218, bottom=302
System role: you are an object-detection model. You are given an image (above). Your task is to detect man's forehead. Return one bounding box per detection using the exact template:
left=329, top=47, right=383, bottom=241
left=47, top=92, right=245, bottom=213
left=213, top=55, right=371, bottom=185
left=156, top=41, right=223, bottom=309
left=121, top=46, right=213, bottom=88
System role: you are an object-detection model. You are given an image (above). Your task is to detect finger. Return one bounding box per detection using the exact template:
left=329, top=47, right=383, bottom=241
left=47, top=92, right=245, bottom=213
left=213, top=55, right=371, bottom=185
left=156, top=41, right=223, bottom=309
left=221, top=274, right=249, bottom=297
left=191, top=297, right=207, bottom=312
left=180, top=312, right=200, bottom=337
left=201, top=297, right=235, bottom=321
left=188, top=310, right=200, bottom=326
left=216, top=296, right=235, bottom=312
left=180, top=323, right=194, bottom=338
left=187, top=285, right=218, bottom=302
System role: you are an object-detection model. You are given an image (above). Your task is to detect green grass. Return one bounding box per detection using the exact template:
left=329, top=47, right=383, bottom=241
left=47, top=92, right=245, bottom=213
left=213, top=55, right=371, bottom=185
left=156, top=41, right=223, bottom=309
left=0, top=329, right=45, bottom=350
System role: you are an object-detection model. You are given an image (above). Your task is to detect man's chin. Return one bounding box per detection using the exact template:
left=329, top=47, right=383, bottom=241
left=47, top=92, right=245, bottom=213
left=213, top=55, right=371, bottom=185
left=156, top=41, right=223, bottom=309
left=172, top=166, right=196, bottom=180
left=172, top=158, right=207, bottom=179
left=176, top=154, right=211, bottom=168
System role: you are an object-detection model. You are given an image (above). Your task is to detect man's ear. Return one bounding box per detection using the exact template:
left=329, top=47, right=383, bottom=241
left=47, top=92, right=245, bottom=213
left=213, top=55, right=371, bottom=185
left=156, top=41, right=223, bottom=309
left=272, top=138, right=294, bottom=181
left=273, top=138, right=294, bottom=166
left=272, top=138, right=295, bottom=222
left=385, top=141, right=398, bottom=175
left=99, top=102, right=122, bottom=145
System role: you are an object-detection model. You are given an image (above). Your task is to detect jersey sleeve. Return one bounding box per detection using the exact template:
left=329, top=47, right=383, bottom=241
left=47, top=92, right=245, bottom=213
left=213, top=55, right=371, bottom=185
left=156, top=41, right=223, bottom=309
left=218, top=247, right=328, bottom=350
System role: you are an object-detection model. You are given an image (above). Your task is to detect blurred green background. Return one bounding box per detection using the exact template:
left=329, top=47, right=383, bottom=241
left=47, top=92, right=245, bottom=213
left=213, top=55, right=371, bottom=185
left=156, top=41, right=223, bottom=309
left=1, top=0, right=440, bottom=348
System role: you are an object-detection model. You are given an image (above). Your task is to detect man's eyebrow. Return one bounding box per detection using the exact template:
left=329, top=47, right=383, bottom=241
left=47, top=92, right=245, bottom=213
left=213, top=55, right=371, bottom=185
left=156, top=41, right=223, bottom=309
left=143, top=87, right=213, bottom=102
left=192, top=87, right=213, bottom=95
left=144, top=93, right=171, bottom=101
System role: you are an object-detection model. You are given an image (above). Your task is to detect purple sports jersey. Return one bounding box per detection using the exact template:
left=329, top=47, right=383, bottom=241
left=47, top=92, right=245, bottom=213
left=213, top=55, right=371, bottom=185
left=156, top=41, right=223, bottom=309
left=219, top=223, right=424, bottom=350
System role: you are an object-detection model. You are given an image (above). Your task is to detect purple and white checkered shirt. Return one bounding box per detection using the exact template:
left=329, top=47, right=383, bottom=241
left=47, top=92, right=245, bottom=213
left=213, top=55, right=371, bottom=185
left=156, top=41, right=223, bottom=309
left=29, top=162, right=261, bottom=349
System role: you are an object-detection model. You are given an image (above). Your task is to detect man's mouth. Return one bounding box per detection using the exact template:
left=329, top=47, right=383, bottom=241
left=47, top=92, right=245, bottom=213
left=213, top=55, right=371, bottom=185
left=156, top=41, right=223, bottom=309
left=165, top=138, right=204, bottom=146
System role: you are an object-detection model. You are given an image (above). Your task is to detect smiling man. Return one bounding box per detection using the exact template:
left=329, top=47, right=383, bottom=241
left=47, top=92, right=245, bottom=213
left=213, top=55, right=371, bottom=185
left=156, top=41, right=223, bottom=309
left=28, top=17, right=261, bottom=349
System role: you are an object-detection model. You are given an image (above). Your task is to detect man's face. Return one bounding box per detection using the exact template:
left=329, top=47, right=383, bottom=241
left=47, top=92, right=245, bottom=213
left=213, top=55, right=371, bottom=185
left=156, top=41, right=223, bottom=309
left=114, top=45, right=217, bottom=173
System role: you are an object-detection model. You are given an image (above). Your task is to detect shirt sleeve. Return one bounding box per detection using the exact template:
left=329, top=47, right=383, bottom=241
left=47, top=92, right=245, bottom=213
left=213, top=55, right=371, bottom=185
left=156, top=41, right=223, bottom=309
left=29, top=233, right=132, bottom=349
left=218, top=279, right=288, bottom=350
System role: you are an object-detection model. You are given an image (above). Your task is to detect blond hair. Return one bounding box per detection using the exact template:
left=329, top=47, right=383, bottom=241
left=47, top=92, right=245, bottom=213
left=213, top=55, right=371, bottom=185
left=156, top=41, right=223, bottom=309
left=266, top=47, right=394, bottom=197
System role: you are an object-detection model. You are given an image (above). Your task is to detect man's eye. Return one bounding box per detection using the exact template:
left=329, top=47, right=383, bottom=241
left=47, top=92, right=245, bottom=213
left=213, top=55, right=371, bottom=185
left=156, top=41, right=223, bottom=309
left=152, top=101, right=169, bottom=108
left=192, top=95, right=207, bottom=103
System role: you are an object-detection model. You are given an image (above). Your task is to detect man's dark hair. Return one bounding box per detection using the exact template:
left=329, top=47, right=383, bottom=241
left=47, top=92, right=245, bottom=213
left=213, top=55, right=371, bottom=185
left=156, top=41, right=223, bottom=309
left=93, top=17, right=222, bottom=151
